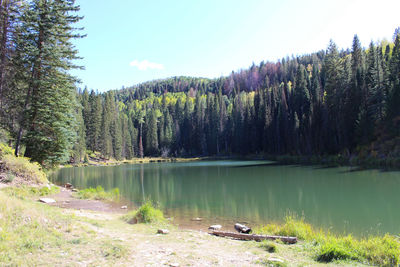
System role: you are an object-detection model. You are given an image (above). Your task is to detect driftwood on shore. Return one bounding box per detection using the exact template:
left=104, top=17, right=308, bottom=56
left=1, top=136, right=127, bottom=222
left=211, top=230, right=298, bottom=244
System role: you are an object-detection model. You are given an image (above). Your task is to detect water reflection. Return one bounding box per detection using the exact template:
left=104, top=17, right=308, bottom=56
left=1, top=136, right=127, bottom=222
left=51, top=161, right=400, bottom=236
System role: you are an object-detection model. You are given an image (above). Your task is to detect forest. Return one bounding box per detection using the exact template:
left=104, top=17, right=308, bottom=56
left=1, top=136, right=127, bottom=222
left=0, top=0, right=399, bottom=167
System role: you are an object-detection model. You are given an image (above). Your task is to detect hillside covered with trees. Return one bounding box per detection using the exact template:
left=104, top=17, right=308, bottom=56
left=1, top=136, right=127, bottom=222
left=0, top=0, right=399, bottom=167
left=74, top=34, right=400, bottom=166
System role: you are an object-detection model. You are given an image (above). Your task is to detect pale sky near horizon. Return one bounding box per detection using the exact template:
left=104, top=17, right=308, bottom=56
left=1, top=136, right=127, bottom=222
left=72, top=0, right=400, bottom=92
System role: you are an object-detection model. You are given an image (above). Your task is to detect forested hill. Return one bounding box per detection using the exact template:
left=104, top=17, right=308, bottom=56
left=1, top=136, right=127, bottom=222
left=0, top=0, right=398, bottom=167
left=76, top=34, right=400, bottom=165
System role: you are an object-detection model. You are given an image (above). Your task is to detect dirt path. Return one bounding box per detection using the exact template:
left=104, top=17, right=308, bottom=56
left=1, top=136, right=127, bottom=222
left=48, top=187, right=127, bottom=213
left=45, top=187, right=269, bottom=266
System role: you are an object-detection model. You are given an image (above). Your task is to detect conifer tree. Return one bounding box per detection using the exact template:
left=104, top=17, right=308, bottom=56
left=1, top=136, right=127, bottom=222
left=16, top=0, right=83, bottom=165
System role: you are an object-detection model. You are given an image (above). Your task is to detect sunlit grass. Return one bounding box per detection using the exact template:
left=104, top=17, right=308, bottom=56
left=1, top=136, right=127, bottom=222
left=121, top=201, right=165, bottom=224
left=74, top=186, right=120, bottom=202
left=254, top=216, right=400, bottom=265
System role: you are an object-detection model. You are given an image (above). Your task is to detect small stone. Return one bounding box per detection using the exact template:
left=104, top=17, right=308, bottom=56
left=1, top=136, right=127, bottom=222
left=169, top=263, right=179, bottom=267
left=121, top=205, right=128, bottom=209
left=157, top=229, right=169, bottom=234
left=208, top=224, right=222, bottom=230
left=71, top=188, right=78, bottom=192
left=39, top=198, right=56, bottom=204
left=268, top=257, right=284, bottom=263
left=191, top=217, right=202, bottom=221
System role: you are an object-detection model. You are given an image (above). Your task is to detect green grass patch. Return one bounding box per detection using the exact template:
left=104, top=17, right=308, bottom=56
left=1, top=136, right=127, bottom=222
left=0, top=191, right=72, bottom=264
left=1, top=148, right=47, bottom=184
left=75, top=186, right=120, bottom=201
left=2, top=185, right=59, bottom=199
left=259, top=240, right=277, bottom=253
left=254, top=216, right=400, bottom=266
left=121, top=201, right=165, bottom=224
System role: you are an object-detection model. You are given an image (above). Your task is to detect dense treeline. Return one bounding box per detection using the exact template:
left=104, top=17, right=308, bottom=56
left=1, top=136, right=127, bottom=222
left=0, top=1, right=398, bottom=166
left=0, top=0, right=82, bottom=166
left=75, top=32, right=400, bottom=162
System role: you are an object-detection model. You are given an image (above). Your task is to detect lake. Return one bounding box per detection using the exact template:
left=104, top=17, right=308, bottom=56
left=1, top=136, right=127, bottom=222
left=51, top=160, right=400, bottom=235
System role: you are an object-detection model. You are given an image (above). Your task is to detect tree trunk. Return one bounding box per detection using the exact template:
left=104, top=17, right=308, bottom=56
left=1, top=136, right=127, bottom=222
left=211, top=231, right=298, bottom=244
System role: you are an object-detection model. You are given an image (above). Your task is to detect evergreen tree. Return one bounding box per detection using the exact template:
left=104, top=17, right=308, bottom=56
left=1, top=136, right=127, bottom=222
left=16, top=0, right=83, bottom=165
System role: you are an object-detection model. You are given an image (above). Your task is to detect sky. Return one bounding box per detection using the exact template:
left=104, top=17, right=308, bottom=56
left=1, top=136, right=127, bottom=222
left=72, top=0, right=400, bottom=92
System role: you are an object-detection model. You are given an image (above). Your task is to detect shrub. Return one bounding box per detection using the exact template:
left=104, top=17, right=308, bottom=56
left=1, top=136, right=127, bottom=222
left=75, top=186, right=120, bottom=201
left=0, top=143, right=13, bottom=157
left=1, top=154, right=47, bottom=184
left=122, top=201, right=164, bottom=224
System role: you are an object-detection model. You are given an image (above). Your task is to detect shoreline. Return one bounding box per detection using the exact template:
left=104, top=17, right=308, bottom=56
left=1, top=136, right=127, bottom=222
left=62, top=153, right=400, bottom=171
left=1, top=182, right=398, bottom=266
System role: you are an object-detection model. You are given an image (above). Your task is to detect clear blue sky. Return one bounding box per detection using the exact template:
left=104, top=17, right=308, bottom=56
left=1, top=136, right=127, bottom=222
left=72, top=0, right=400, bottom=92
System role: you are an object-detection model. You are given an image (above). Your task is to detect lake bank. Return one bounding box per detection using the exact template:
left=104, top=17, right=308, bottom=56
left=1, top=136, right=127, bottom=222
left=65, top=152, right=400, bottom=171
left=51, top=160, right=400, bottom=236
left=1, top=183, right=398, bottom=266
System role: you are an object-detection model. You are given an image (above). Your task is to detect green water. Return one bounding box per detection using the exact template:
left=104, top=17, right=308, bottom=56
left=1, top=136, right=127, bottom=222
left=51, top=160, right=400, bottom=235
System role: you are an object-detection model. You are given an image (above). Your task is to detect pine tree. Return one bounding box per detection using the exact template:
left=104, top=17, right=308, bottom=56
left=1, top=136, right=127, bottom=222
left=16, top=0, right=84, bottom=165
left=324, top=40, right=344, bottom=153
left=386, top=33, right=400, bottom=136
left=100, top=93, right=113, bottom=158
left=145, top=109, right=158, bottom=155
left=71, top=95, right=86, bottom=163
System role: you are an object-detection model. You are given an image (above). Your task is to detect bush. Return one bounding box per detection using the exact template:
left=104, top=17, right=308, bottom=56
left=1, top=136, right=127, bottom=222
left=0, top=143, right=13, bottom=157
left=1, top=154, right=47, bottom=184
left=75, top=186, right=120, bottom=201
left=122, top=201, right=164, bottom=224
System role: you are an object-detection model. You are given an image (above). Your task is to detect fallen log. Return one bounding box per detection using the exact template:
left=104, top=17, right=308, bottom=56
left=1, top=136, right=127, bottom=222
left=234, top=223, right=251, bottom=234
left=211, top=230, right=297, bottom=244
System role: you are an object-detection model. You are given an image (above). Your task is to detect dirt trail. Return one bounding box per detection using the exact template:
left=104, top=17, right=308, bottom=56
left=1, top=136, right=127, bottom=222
left=46, top=187, right=268, bottom=266
left=49, top=187, right=127, bottom=213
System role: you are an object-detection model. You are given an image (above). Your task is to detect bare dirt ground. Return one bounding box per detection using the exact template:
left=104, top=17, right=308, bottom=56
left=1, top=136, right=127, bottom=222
left=49, top=187, right=127, bottom=213
left=47, top=187, right=269, bottom=266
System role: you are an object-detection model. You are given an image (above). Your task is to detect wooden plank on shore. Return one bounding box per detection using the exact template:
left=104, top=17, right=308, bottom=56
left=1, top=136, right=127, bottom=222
left=211, top=230, right=297, bottom=244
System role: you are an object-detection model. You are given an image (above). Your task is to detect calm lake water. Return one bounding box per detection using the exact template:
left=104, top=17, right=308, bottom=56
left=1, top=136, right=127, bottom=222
left=51, top=160, right=400, bottom=235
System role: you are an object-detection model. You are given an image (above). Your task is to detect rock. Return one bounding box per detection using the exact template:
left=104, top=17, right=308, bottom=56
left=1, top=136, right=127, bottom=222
left=39, top=198, right=56, bottom=204
left=191, top=217, right=202, bottom=221
left=157, top=229, right=169, bottom=234
left=169, top=263, right=179, bottom=267
left=120, top=205, right=128, bottom=209
left=64, top=183, right=73, bottom=189
left=268, top=257, right=284, bottom=263
left=71, top=188, right=78, bottom=192
left=234, top=223, right=252, bottom=234
left=208, top=224, right=222, bottom=230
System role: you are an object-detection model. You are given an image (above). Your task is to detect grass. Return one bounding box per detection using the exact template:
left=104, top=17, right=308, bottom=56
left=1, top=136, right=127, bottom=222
left=1, top=185, right=60, bottom=199
left=0, top=190, right=74, bottom=264
left=121, top=201, right=165, bottom=224
left=259, top=240, right=278, bottom=253
left=254, top=216, right=400, bottom=266
left=74, top=186, right=120, bottom=201
left=0, top=189, right=138, bottom=265
left=0, top=143, right=48, bottom=184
